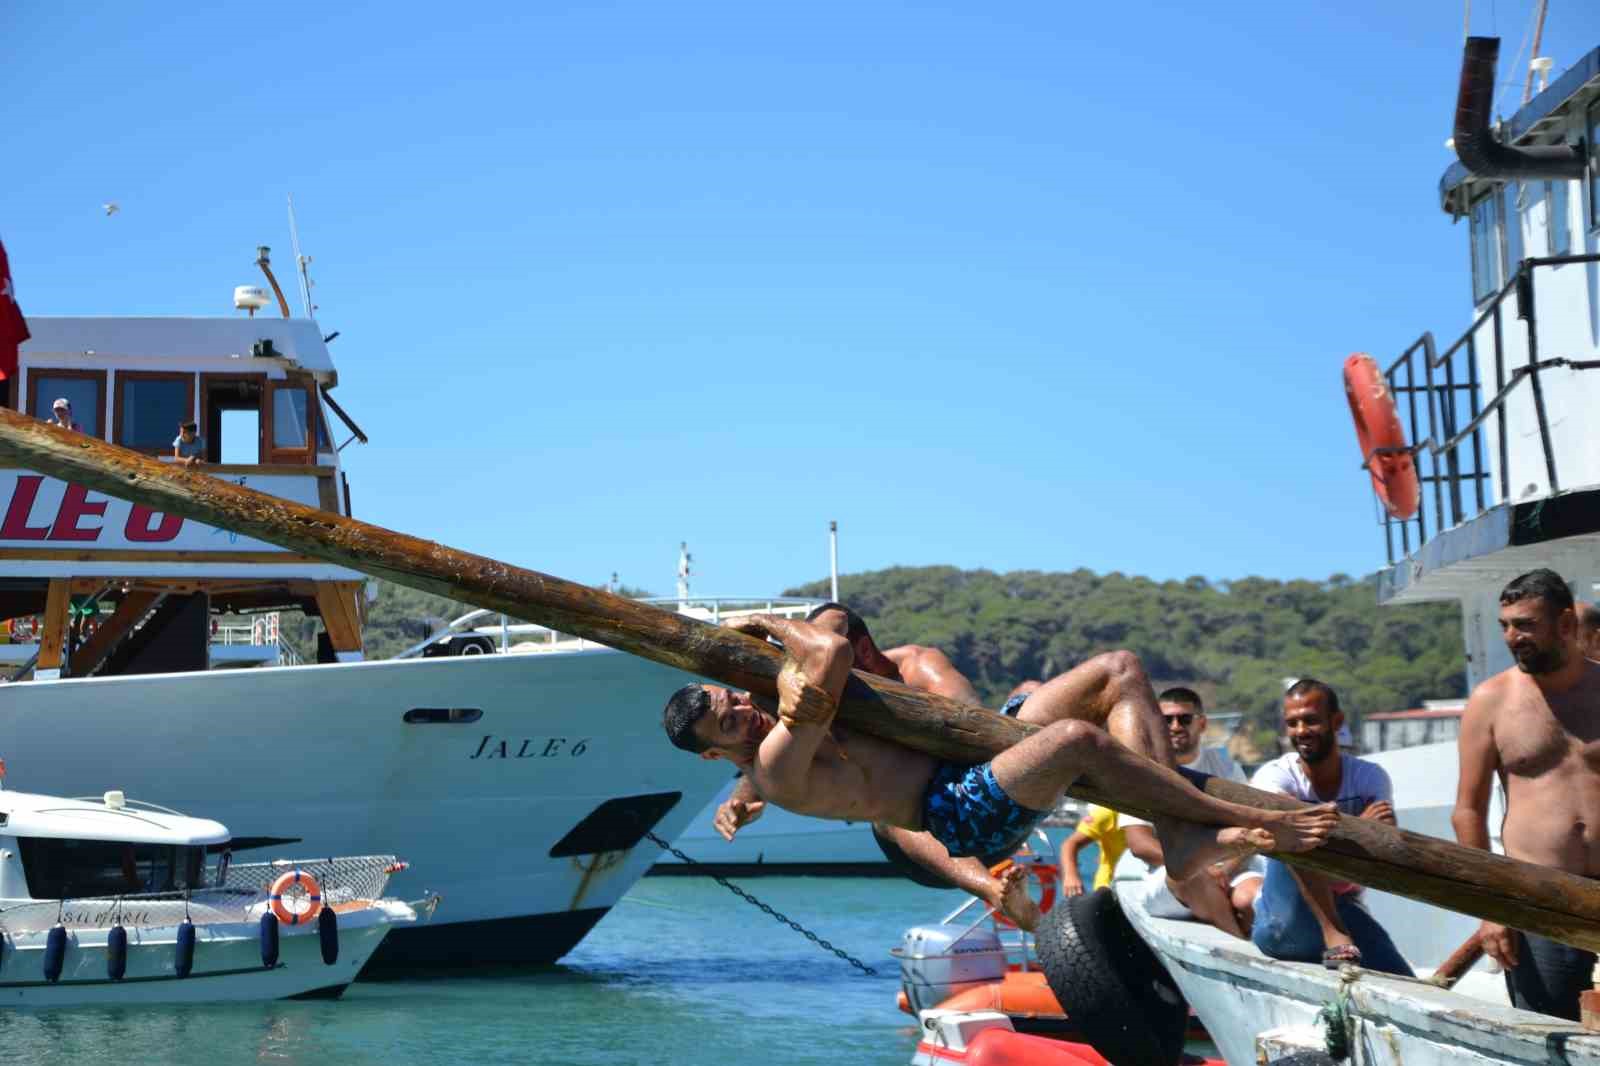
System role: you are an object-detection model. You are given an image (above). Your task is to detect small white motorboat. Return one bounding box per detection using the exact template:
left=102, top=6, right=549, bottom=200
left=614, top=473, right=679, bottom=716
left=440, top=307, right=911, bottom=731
left=0, top=786, right=417, bottom=1006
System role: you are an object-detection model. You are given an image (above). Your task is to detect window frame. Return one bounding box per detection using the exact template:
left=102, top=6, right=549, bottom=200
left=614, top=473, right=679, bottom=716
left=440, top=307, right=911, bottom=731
left=1587, top=97, right=1600, bottom=232
left=265, top=378, right=319, bottom=465
left=113, top=370, right=196, bottom=456
left=200, top=371, right=268, bottom=466
left=26, top=369, right=107, bottom=438
left=1549, top=178, right=1573, bottom=255
left=1468, top=190, right=1505, bottom=305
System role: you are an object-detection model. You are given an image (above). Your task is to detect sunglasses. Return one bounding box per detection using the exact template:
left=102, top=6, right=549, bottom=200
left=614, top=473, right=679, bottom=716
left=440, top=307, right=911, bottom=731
left=1163, top=713, right=1197, bottom=727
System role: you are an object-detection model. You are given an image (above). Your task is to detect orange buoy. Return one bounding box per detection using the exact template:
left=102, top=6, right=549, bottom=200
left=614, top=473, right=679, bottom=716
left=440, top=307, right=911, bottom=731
left=268, top=868, right=324, bottom=925
left=1343, top=353, right=1420, bottom=520
left=936, top=970, right=1066, bottom=1017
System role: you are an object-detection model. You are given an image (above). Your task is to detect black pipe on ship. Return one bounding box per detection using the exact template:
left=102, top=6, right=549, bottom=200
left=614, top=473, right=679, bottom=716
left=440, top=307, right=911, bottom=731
left=1454, top=36, right=1585, bottom=181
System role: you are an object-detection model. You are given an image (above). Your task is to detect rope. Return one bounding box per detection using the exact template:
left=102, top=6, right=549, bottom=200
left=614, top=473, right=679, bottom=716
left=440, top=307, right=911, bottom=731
left=644, top=830, right=878, bottom=976
left=1316, top=969, right=1359, bottom=1061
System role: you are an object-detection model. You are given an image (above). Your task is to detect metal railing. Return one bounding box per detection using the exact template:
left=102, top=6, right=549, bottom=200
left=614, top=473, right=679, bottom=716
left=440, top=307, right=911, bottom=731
left=1378, top=253, right=1600, bottom=565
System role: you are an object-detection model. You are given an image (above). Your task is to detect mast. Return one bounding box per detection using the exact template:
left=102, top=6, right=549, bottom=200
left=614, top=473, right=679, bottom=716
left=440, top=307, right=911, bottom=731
left=829, top=520, right=839, bottom=602
left=287, top=194, right=315, bottom=320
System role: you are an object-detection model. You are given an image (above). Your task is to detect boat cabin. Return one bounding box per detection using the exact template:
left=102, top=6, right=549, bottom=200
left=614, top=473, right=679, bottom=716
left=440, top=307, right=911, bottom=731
left=1370, top=41, right=1600, bottom=689
left=0, top=316, right=371, bottom=681
left=0, top=789, right=228, bottom=901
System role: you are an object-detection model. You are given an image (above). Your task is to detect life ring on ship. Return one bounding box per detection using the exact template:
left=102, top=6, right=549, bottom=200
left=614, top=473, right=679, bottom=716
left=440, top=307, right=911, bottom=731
left=8, top=616, right=37, bottom=642
left=268, top=869, right=324, bottom=925
left=1343, top=352, right=1420, bottom=520
left=1036, top=888, right=1188, bottom=1066
left=989, top=859, right=1058, bottom=930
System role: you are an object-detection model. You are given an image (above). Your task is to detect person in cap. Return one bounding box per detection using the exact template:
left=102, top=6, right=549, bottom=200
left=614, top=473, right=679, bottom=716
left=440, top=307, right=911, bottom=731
left=48, top=398, right=81, bottom=432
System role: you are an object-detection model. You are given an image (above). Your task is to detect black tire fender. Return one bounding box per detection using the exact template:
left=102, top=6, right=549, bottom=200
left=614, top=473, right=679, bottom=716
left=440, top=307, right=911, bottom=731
left=1036, top=887, right=1187, bottom=1066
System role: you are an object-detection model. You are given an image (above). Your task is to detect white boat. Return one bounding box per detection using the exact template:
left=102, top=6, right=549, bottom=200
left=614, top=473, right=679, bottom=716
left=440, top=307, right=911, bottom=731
left=0, top=786, right=414, bottom=1005
left=652, top=776, right=889, bottom=874
left=0, top=306, right=748, bottom=968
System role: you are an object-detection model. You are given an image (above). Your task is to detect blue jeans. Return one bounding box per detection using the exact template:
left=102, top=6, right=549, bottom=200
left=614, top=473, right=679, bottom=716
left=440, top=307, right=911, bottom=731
left=1250, top=859, right=1413, bottom=977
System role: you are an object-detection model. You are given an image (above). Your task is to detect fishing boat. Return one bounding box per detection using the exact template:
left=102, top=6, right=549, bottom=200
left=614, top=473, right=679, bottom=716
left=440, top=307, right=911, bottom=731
left=0, top=783, right=414, bottom=1005
left=0, top=275, right=750, bottom=968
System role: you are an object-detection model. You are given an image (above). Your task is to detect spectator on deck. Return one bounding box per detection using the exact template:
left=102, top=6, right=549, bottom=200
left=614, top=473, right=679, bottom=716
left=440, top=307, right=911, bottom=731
left=1577, top=600, right=1600, bottom=661
left=172, top=421, right=205, bottom=466
left=48, top=398, right=81, bottom=432
left=1250, top=679, right=1412, bottom=975
left=1121, top=687, right=1260, bottom=936
left=1060, top=803, right=1125, bottom=897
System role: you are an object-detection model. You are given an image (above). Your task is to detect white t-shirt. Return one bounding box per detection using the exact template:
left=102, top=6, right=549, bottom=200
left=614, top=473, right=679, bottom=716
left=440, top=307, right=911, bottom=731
left=1251, top=752, right=1393, bottom=895
left=1121, top=746, right=1246, bottom=831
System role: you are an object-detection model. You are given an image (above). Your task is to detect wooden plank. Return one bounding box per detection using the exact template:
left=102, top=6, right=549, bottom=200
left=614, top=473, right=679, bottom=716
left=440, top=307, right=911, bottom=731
left=69, top=589, right=160, bottom=677
left=3, top=406, right=1600, bottom=950
left=35, top=578, right=70, bottom=674
left=313, top=581, right=363, bottom=654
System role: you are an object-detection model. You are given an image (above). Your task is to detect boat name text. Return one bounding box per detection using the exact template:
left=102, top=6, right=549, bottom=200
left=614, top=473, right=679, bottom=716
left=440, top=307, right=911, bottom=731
left=469, top=735, right=592, bottom=760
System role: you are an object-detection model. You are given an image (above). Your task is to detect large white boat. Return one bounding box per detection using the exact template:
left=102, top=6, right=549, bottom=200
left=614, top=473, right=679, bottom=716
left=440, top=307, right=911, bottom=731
left=0, top=304, right=743, bottom=968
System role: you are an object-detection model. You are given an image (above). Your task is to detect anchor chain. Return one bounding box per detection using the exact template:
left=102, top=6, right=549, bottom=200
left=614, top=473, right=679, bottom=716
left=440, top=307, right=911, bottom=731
left=644, top=830, right=879, bottom=976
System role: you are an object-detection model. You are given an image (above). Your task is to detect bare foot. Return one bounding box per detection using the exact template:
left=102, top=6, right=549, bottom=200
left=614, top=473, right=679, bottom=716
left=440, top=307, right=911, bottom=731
left=995, top=865, right=1041, bottom=932
left=1256, top=803, right=1340, bottom=853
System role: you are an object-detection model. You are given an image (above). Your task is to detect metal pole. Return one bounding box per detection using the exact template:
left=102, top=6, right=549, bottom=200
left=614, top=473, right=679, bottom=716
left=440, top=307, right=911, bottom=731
left=829, top=521, right=839, bottom=602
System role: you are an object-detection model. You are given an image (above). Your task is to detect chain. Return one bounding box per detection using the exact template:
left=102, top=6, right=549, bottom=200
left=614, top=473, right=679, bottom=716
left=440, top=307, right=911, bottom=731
left=644, top=830, right=878, bottom=976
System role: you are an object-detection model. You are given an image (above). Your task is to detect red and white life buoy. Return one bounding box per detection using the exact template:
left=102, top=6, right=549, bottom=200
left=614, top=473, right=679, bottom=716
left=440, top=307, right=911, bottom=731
left=1343, top=353, right=1420, bottom=520
left=268, top=869, right=324, bottom=925
left=987, top=859, right=1058, bottom=930
left=9, top=616, right=37, bottom=642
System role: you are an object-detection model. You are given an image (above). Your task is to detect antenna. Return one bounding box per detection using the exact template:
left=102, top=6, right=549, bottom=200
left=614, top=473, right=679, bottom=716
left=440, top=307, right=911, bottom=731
left=829, top=521, right=839, bottom=601
left=287, top=194, right=316, bottom=320
left=677, top=542, right=693, bottom=608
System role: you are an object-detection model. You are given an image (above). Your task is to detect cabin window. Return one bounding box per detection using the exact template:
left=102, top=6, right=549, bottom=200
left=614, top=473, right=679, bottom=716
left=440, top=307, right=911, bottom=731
left=1504, top=183, right=1525, bottom=273
left=27, top=370, right=106, bottom=437
left=1468, top=191, right=1505, bottom=304
left=202, top=373, right=266, bottom=465
left=266, top=382, right=318, bottom=464
left=17, top=837, right=207, bottom=897
left=1548, top=179, right=1573, bottom=254
left=115, top=372, right=195, bottom=455
left=1588, top=98, right=1600, bottom=230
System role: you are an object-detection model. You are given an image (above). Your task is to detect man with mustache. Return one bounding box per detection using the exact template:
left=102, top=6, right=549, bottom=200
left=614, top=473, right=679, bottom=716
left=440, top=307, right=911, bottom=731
left=1248, top=679, right=1412, bottom=975
left=1454, top=568, right=1600, bottom=1019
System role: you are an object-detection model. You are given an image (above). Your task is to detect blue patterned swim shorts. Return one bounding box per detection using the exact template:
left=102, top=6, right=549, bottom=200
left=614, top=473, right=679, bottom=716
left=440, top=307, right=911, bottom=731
left=921, top=761, right=1048, bottom=859
left=999, top=693, right=1029, bottom=717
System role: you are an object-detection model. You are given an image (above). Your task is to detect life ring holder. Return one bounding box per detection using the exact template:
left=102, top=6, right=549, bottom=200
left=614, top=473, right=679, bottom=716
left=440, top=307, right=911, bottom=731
left=988, top=858, right=1058, bottom=930
left=268, top=869, right=324, bottom=925
left=1343, top=352, right=1421, bottom=520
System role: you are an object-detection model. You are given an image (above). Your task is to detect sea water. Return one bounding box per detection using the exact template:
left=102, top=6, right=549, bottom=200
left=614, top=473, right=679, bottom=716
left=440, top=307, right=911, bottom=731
left=0, top=877, right=964, bottom=1066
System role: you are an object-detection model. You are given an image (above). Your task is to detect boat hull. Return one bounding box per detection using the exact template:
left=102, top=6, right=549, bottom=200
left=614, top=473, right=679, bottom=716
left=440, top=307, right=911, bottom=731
left=652, top=778, right=888, bottom=875
left=0, top=650, right=730, bottom=968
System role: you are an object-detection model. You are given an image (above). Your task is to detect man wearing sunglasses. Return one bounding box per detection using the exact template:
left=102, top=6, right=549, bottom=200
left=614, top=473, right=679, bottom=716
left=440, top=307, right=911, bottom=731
left=1121, top=687, right=1259, bottom=936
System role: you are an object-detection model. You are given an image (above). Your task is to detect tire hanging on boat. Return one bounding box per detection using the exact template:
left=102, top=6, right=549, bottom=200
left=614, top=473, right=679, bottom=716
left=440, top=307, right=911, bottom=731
left=1342, top=352, right=1420, bottom=520
left=1035, top=889, right=1187, bottom=1066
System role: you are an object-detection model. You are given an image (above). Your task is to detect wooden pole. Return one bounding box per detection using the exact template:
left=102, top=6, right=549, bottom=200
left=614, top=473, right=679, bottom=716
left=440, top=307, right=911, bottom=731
left=4, top=408, right=1600, bottom=950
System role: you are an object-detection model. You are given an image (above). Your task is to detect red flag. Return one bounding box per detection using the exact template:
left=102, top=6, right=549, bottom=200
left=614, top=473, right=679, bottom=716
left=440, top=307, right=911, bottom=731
left=0, top=238, right=29, bottom=382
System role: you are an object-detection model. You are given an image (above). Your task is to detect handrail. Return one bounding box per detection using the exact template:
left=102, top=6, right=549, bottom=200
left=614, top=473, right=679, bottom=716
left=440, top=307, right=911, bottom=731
left=1373, top=253, right=1600, bottom=566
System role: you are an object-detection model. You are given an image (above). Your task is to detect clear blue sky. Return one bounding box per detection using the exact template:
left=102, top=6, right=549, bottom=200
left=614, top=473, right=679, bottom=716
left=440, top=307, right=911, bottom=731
left=8, top=2, right=1600, bottom=597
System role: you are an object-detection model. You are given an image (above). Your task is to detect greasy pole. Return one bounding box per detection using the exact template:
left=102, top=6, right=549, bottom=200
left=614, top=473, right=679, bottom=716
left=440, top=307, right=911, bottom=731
left=4, top=410, right=1600, bottom=951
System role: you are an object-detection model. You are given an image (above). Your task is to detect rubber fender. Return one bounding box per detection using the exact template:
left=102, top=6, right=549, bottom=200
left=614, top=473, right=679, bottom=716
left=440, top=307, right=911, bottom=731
left=319, top=905, right=339, bottom=965
left=175, top=918, right=196, bottom=978
left=43, top=924, right=66, bottom=983
left=106, top=923, right=127, bottom=980
left=260, top=912, right=280, bottom=968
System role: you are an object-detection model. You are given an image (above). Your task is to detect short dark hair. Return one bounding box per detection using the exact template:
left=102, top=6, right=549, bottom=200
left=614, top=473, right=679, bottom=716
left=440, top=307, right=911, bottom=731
left=662, top=684, right=713, bottom=753
left=1157, top=686, right=1203, bottom=712
left=1284, top=678, right=1340, bottom=717
left=1500, top=569, right=1575, bottom=615
left=805, top=601, right=871, bottom=643
left=180, top=421, right=198, bottom=432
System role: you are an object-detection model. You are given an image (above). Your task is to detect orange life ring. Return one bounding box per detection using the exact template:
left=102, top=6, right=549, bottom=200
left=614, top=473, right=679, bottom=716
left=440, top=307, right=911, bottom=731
left=988, top=859, right=1058, bottom=929
left=268, top=869, right=324, bottom=925
left=1343, top=353, right=1420, bottom=520
left=9, top=616, right=36, bottom=642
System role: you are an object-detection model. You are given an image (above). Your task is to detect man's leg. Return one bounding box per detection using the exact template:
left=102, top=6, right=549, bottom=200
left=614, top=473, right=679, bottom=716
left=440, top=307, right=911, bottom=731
left=988, top=720, right=1338, bottom=880
left=1168, top=871, right=1246, bottom=938
left=1012, top=652, right=1171, bottom=768
left=1249, top=859, right=1329, bottom=962
left=1334, top=898, right=1413, bottom=978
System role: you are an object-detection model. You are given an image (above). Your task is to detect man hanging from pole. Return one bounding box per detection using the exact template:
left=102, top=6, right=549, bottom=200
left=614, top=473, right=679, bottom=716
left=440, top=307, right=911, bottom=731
left=664, top=612, right=1341, bottom=909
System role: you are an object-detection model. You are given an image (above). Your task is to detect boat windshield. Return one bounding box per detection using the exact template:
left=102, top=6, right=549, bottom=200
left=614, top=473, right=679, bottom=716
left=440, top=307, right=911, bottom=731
left=16, top=838, right=208, bottom=898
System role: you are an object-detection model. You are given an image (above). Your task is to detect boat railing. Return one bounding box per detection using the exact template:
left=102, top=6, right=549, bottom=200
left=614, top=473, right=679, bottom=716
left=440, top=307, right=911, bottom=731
left=1377, top=252, right=1600, bottom=565
left=391, top=596, right=820, bottom=659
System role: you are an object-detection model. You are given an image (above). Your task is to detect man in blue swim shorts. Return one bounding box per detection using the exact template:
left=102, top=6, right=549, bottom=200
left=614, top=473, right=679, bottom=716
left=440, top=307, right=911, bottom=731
left=662, top=614, right=1340, bottom=902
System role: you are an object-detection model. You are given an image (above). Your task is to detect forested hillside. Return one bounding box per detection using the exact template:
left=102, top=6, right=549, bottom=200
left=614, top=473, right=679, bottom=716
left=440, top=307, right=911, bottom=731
left=341, top=567, right=1464, bottom=744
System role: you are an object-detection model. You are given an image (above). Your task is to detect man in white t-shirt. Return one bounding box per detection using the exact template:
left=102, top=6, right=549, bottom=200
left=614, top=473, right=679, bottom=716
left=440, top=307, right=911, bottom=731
left=1121, top=687, right=1260, bottom=936
left=1249, top=679, right=1412, bottom=975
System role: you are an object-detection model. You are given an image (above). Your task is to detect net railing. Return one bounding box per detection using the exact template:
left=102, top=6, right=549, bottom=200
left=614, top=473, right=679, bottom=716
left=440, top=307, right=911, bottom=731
left=0, top=855, right=403, bottom=937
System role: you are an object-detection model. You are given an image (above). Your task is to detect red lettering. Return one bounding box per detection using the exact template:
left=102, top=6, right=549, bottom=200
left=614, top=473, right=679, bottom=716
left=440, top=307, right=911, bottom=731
left=125, top=505, right=183, bottom=543
left=48, top=484, right=106, bottom=541
left=0, top=476, right=51, bottom=540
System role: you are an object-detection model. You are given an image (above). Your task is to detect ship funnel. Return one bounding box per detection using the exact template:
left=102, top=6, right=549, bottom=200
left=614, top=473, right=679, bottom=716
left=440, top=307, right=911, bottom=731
left=1453, top=37, right=1584, bottom=182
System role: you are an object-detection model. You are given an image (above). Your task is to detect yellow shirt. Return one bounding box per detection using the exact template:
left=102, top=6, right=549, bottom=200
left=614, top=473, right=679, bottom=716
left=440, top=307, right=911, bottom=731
left=1076, top=805, right=1126, bottom=890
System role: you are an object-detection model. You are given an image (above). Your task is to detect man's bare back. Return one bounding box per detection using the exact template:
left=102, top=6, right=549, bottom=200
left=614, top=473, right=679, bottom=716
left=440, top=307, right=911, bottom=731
left=882, top=645, right=982, bottom=704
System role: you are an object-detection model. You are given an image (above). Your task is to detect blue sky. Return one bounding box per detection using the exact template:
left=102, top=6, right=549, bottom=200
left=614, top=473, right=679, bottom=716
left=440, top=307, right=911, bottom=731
left=8, top=2, right=1600, bottom=598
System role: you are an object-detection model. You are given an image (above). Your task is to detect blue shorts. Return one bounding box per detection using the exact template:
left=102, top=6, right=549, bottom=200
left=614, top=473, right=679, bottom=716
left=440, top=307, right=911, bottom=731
left=920, top=761, right=1048, bottom=859
left=999, top=693, right=1029, bottom=717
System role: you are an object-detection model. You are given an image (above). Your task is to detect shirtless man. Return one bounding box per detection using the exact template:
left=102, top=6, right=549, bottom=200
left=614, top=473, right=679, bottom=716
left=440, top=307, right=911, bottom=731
left=665, top=614, right=1340, bottom=908
left=1578, top=600, right=1600, bottom=661
left=1454, top=568, right=1600, bottom=1020
left=712, top=603, right=1038, bottom=926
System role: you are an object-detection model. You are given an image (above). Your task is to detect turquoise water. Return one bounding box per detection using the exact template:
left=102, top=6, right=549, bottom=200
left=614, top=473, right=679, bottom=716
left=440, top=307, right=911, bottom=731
left=0, top=877, right=965, bottom=1065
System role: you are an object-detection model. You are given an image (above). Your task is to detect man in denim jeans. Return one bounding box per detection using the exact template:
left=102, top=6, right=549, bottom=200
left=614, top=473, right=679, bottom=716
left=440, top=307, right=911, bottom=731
left=1249, top=679, right=1412, bottom=975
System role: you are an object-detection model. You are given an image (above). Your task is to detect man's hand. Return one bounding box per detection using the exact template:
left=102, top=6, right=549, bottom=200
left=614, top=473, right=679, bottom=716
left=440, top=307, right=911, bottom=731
left=713, top=795, right=767, bottom=842
left=1061, top=871, right=1085, bottom=898
left=1359, top=800, right=1396, bottom=825
left=1477, top=920, right=1518, bottom=969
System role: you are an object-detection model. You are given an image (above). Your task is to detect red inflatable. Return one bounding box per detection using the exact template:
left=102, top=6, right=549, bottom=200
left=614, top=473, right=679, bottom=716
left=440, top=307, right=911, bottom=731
left=1343, top=353, right=1420, bottom=520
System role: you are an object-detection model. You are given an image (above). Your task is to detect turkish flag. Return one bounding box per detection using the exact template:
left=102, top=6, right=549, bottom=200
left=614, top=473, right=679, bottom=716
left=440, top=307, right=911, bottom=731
left=0, top=237, right=29, bottom=381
